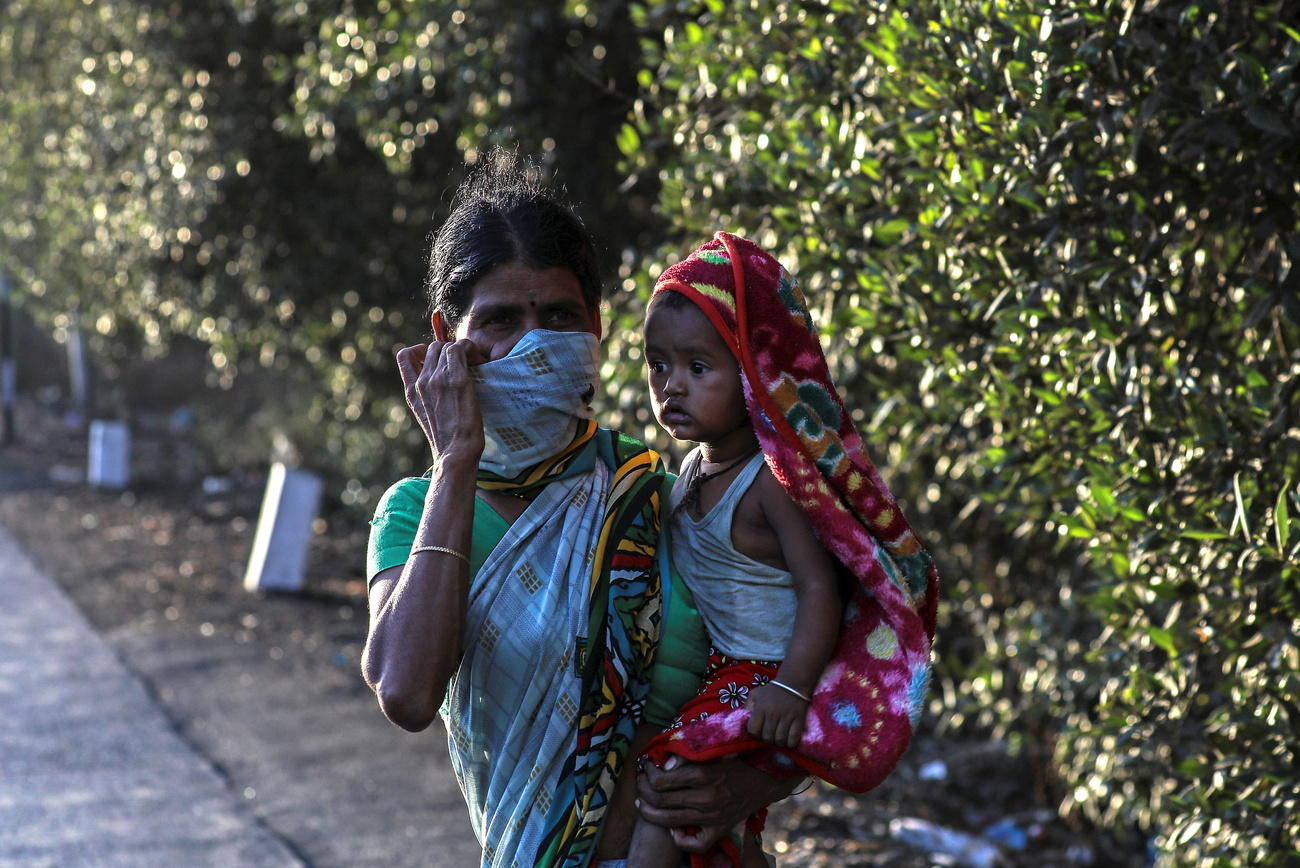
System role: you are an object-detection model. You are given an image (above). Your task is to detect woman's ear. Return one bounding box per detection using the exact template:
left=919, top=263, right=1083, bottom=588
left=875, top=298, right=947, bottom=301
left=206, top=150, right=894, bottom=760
left=431, top=311, right=450, bottom=341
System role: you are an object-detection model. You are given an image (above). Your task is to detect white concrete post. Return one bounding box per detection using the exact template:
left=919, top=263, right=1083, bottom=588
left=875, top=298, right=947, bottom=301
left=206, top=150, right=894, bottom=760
left=87, top=420, right=130, bottom=489
left=66, top=315, right=90, bottom=418
left=243, top=462, right=322, bottom=593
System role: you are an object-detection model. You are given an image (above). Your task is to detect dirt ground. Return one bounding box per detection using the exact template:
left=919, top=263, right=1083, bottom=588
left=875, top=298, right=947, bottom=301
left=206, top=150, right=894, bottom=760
left=0, top=398, right=1146, bottom=867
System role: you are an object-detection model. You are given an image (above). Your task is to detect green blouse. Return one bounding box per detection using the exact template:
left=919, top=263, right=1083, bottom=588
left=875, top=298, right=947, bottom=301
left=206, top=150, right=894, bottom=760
left=367, top=477, right=708, bottom=727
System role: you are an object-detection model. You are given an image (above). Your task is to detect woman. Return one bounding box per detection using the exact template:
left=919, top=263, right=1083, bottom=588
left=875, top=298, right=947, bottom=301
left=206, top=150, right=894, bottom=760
left=361, top=153, right=793, bottom=868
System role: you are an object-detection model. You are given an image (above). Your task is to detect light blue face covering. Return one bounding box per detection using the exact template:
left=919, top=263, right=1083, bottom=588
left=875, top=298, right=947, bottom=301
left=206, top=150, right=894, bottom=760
left=471, top=329, right=601, bottom=477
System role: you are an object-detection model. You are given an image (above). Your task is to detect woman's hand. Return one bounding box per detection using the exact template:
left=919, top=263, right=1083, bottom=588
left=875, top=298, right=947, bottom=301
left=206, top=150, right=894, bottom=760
left=395, top=340, right=486, bottom=464
left=635, top=756, right=800, bottom=853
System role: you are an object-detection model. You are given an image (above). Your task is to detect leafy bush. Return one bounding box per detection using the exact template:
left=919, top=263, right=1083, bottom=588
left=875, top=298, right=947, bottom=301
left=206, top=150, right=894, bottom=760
left=618, top=1, right=1298, bottom=863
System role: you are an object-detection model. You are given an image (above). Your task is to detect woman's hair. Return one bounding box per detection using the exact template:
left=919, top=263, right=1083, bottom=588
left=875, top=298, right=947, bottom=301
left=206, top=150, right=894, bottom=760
left=425, top=150, right=602, bottom=328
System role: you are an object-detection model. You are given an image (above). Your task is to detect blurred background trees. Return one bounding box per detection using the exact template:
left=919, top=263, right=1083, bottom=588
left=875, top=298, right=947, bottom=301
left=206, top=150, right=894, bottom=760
left=1, top=1, right=1296, bottom=864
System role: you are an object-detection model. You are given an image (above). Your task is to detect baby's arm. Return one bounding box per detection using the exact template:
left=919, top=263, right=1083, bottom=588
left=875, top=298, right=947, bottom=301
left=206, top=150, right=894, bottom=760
left=746, top=468, right=843, bottom=749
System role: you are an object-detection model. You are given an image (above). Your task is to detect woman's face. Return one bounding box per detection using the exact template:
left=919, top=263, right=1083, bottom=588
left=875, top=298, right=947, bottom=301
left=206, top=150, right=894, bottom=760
left=436, top=264, right=599, bottom=362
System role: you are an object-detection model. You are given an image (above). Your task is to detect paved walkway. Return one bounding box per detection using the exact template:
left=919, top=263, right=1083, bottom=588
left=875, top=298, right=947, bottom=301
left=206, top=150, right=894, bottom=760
left=0, top=528, right=304, bottom=867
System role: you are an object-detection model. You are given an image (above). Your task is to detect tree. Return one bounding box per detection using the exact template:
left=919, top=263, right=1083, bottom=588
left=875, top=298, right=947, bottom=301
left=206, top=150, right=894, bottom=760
left=618, top=1, right=1298, bottom=863
left=1, top=0, right=652, bottom=502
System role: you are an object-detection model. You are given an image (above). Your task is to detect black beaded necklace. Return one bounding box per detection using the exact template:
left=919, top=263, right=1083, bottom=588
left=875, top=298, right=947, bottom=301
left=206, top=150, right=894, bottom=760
left=676, top=448, right=760, bottom=518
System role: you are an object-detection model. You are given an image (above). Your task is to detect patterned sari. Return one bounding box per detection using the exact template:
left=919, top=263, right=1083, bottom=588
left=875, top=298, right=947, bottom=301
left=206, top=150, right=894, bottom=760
left=446, top=422, right=667, bottom=868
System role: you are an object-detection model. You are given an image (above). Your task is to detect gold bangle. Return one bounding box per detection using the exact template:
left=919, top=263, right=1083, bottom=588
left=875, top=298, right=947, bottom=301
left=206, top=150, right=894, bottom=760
left=409, top=544, right=470, bottom=566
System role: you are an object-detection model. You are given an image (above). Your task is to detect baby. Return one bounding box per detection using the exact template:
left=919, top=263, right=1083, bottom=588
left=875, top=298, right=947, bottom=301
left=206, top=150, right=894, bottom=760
left=628, top=233, right=939, bottom=868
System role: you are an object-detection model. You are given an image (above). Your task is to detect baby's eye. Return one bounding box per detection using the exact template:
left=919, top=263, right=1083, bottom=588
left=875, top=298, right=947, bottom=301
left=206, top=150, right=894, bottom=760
left=647, top=359, right=667, bottom=374
left=689, top=361, right=708, bottom=375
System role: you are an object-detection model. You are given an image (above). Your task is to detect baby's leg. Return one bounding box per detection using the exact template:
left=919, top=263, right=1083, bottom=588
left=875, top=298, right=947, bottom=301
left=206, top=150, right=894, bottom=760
left=627, top=817, right=682, bottom=868
left=599, top=723, right=662, bottom=861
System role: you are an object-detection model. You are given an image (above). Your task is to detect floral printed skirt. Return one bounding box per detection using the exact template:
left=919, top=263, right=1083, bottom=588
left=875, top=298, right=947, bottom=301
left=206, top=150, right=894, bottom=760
left=666, top=647, right=781, bottom=729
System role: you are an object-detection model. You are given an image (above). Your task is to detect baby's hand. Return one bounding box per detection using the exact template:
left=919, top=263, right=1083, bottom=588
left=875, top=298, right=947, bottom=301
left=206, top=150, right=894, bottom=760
left=745, top=683, right=808, bottom=749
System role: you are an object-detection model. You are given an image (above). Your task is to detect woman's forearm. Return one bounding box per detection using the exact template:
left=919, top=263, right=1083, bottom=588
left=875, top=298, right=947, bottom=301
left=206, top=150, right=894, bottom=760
left=636, top=755, right=801, bottom=843
left=362, top=456, right=478, bottom=731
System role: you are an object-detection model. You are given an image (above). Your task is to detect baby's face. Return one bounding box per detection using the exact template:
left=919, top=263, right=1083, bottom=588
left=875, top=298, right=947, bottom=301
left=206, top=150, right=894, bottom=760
left=644, top=296, right=747, bottom=444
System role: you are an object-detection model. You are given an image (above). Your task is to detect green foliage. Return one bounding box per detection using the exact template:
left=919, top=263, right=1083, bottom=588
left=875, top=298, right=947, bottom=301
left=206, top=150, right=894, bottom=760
left=620, top=0, right=1299, bottom=863
left=1, top=0, right=425, bottom=490
left=3, top=1, right=1298, bottom=863
left=0, top=0, right=649, bottom=505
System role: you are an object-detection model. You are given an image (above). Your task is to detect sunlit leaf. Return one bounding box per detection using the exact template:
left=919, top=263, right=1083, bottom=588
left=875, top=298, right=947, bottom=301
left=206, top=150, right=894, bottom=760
left=1232, top=472, right=1252, bottom=540
left=1148, top=627, right=1176, bottom=655
left=1276, top=482, right=1291, bottom=550
left=872, top=218, right=910, bottom=244
left=616, top=123, right=641, bottom=157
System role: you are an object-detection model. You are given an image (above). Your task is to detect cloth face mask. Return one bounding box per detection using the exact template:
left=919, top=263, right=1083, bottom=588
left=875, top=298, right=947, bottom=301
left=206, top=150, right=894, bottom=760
left=472, top=329, right=601, bottom=477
